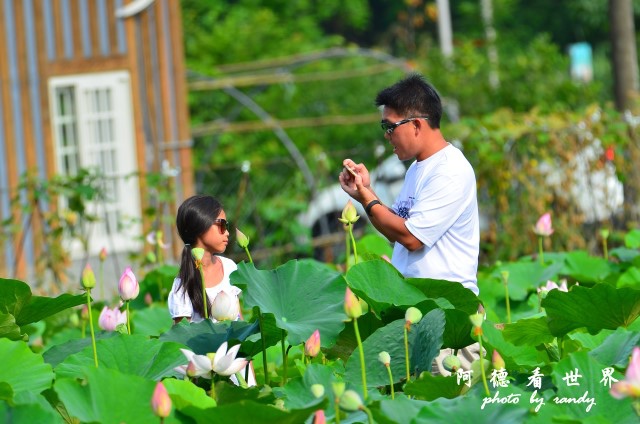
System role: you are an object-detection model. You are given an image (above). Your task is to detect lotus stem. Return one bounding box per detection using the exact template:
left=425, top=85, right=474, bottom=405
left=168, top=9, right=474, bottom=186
left=348, top=224, right=358, bottom=265
left=345, top=228, right=351, bottom=272
left=538, top=236, right=544, bottom=265
left=404, top=327, right=410, bottom=381
left=362, top=406, right=374, bottom=424
left=353, top=317, right=368, bottom=399
left=334, top=399, right=341, bottom=424
left=234, top=371, right=248, bottom=388
left=86, top=290, right=98, bottom=367
left=477, top=334, right=490, bottom=396
left=602, top=238, right=609, bottom=261
left=281, top=329, right=287, bottom=386
left=258, top=311, right=269, bottom=386
left=385, top=365, right=395, bottom=399
left=199, top=265, right=208, bottom=320
left=243, top=246, right=253, bottom=263
left=126, top=300, right=132, bottom=334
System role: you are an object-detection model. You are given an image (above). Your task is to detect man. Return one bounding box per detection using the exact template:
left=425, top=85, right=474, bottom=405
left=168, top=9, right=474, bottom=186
left=339, top=73, right=480, bottom=296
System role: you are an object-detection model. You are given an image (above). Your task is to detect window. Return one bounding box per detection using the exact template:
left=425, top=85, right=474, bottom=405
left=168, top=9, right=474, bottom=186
left=49, top=71, right=141, bottom=257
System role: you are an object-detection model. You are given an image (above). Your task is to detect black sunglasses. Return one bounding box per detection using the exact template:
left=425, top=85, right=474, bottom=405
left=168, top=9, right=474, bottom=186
left=213, top=218, right=230, bottom=234
left=380, top=117, right=429, bottom=134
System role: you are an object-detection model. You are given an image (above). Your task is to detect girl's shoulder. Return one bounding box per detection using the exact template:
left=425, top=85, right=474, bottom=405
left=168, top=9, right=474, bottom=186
left=218, top=255, right=238, bottom=271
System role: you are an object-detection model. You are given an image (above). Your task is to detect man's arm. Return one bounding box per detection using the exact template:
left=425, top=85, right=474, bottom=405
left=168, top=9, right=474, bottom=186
left=339, top=161, right=423, bottom=251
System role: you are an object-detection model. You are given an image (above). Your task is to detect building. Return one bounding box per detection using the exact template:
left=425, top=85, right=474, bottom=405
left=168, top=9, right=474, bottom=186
left=0, top=0, right=193, bottom=291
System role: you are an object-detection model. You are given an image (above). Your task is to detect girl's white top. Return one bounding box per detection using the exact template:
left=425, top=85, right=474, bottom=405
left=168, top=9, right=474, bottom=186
left=167, top=255, right=242, bottom=323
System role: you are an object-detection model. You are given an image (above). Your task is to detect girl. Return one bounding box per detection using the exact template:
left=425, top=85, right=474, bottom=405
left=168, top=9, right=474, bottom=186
left=168, top=195, right=256, bottom=386
left=168, top=195, right=241, bottom=324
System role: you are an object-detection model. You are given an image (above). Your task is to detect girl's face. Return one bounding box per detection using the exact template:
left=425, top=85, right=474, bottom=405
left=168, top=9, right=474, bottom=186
left=196, top=210, right=229, bottom=254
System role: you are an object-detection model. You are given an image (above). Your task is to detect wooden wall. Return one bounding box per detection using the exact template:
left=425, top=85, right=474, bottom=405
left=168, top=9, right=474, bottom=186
left=0, top=0, right=194, bottom=281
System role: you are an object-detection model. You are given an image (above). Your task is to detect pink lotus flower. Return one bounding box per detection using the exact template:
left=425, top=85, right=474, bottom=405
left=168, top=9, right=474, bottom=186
left=533, top=213, right=554, bottom=237
left=118, top=267, right=139, bottom=301
left=98, top=306, right=127, bottom=331
left=537, top=279, right=568, bottom=294
left=304, top=330, right=321, bottom=358
left=151, top=381, right=172, bottom=418
left=611, top=347, right=640, bottom=399
left=210, top=290, right=240, bottom=322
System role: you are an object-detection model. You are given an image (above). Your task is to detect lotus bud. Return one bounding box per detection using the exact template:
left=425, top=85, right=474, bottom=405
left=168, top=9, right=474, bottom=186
left=344, top=287, right=362, bottom=319
left=339, top=389, right=364, bottom=412
left=331, top=381, right=346, bottom=399
left=378, top=351, right=391, bottom=367
left=118, top=267, right=139, bottom=301
left=533, top=213, right=554, bottom=237
left=442, top=354, right=461, bottom=372
left=405, top=307, right=423, bottom=330
left=144, top=292, right=153, bottom=306
left=69, top=312, right=80, bottom=327
left=99, top=247, right=107, bottom=262
left=236, top=228, right=250, bottom=249
left=310, top=384, right=325, bottom=398
left=600, top=228, right=610, bottom=240
left=191, top=247, right=205, bottom=267
left=492, top=350, right=506, bottom=369
left=338, top=200, right=360, bottom=225
left=81, top=264, right=96, bottom=289
left=313, top=410, right=326, bottom=424
left=210, top=290, right=240, bottom=321
left=469, top=313, right=484, bottom=328
left=304, top=330, right=321, bottom=358
left=151, top=381, right=172, bottom=418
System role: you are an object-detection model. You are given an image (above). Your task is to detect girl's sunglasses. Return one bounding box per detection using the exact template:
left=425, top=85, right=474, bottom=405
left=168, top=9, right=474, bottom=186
left=213, top=218, right=230, bottom=234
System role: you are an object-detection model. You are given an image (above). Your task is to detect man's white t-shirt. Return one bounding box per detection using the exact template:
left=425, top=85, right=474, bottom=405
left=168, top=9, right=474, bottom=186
left=391, top=144, right=480, bottom=295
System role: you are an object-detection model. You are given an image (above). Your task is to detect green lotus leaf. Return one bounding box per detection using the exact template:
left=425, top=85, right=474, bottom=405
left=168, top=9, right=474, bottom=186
left=132, top=304, right=174, bottom=337
left=0, top=339, right=53, bottom=405
left=551, top=351, right=635, bottom=422
left=42, top=332, right=117, bottom=367
left=482, top=321, right=546, bottom=369
left=406, top=277, right=482, bottom=315
left=231, top=259, right=347, bottom=346
left=0, top=312, right=24, bottom=341
left=502, top=316, right=555, bottom=347
left=543, top=284, right=640, bottom=336
left=159, top=318, right=259, bottom=355
left=369, top=395, right=430, bottom=424
left=163, top=377, right=216, bottom=410
left=54, top=366, right=166, bottom=423
left=561, top=251, right=613, bottom=284
left=402, top=373, right=464, bottom=401
left=0, top=398, right=63, bottom=423
left=345, top=259, right=426, bottom=316
left=179, top=398, right=324, bottom=424
left=491, top=261, right=563, bottom=301
left=55, top=334, right=185, bottom=381
left=587, top=327, right=640, bottom=367
left=16, top=293, right=86, bottom=327
left=345, top=309, right=445, bottom=388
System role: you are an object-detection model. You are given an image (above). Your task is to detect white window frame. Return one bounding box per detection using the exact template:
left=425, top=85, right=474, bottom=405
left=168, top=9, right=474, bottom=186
left=49, top=71, right=141, bottom=257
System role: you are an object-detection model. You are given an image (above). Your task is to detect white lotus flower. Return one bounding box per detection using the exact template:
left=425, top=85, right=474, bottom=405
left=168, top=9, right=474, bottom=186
left=211, top=341, right=248, bottom=376
left=174, top=342, right=247, bottom=378
left=211, top=290, right=240, bottom=321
